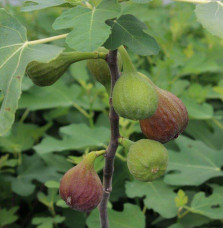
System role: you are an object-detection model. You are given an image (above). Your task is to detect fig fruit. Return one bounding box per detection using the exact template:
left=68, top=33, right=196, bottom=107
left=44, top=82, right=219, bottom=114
left=27, top=51, right=107, bottom=87
left=139, top=73, right=188, bottom=143
left=112, top=46, right=158, bottom=120
left=59, top=152, right=103, bottom=212
left=127, top=139, right=168, bottom=182
left=87, top=47, right=122, bottom=93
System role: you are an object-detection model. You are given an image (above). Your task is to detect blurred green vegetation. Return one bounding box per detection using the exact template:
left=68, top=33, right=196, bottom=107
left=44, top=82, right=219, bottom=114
left=0, top=1, right=223, bottom=228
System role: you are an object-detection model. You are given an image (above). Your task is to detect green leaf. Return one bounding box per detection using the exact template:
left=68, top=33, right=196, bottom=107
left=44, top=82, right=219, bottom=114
left=180, top=213, right=211, bottom=227
left=168, top=224, right=184, bottom=228
left=126, top=179, right=178, bottom=218
left=195, top=2, right=223, bottom=38
left=0, top=9, right=63, bottom=136
left=34, top=123, right=110, bottom=154
left=186, top=120, right=223, bottom=150
left=53, top=0, right=121, bottom=51
left=37, top=189, right=57, bottom=208
left=175, top=189, right=188, bottom=207
left=131, top=0, right=151, bottom=3
left=0, top=123, right=39, bottom=153
left=189, top=192, right=223, bottom=219
left=181, top=97, right=213, bottom=120
left=8, top=154, right=61, bottom=196
left=22, top=0, right=66, bottom=12
left=63, top=209, right=86, bottom=228
left=19, top=80, right=106, bottom=111
left=32, top=216, right=65, bottom=228
left=164, top=136, right=223, bottom=186
left=105, top=14, right=159, bottom=56
left=19, top=82, right=81, bottom=111
left=0, top=206, right=18, bottom=226
left=45, top=180, right=60, bottom=189
left=87, top=204, right=145, bottom=228
left=110, top=159, right=129, bottom=201
left=56, top=199, right=69, bottom=208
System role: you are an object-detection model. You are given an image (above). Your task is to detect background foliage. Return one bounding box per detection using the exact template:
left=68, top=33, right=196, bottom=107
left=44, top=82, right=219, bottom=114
left=0, top=0, right=223, bottom=227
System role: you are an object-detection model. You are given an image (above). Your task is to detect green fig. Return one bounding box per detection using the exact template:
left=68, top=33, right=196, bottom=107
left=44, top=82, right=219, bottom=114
left=127, top=139, right=168, bottom=182
left=59, top=152, right=103, bottom=212
left=26, top=51, right=107, bottom=87
left=138, top=73, right=188, bottom=143
left=87, top=47, right=122, bottom=93
left=112, top=46, right=158, bottom=120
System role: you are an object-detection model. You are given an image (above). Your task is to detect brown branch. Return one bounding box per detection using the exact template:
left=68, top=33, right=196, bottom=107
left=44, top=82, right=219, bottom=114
left=99, top=49, right=120, bottom=228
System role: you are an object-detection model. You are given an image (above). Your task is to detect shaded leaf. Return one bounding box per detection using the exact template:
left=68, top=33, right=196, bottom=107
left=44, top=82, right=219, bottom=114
left=189, top=192, right=223, bottom=219
left=126, top=179, right=178, bottom=218
left=34, top=123, right=110, bottom=154
left=8, top=154, right=61, bottom=196
left=0, top=206, right=18, bottom=226
left=87, top=204, right=145, bottom=228
left=164, top=136, right=223, bottom=186
left=105, top=14, right=159, bottom=56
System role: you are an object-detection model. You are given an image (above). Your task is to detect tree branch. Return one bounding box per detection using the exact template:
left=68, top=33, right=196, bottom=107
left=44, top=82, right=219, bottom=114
left=99, top=50, right=120, bottom=228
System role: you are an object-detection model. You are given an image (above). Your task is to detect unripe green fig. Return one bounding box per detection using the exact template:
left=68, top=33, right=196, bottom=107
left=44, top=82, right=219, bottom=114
left=87, top=47, right=122, bottom=93
left=27, top=51, right=107, bottom=87
left=127, top=139, right=168, bottom=182
left=112, top=46, right=158, bottom=120
left=59, top=152, right=103, bottom=212
left=138, top=73, right=188, bottom=143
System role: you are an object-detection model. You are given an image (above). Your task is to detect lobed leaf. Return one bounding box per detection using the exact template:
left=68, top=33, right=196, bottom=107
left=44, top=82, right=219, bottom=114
left=105, top=14, right=160, bottom=56
left=126, top=179, right=178, bottom=218
left=53, top=0, right=121, bottom=51
left=0, top=9, right=64, bottom=136
left=164, top=136, right=223, bottom=186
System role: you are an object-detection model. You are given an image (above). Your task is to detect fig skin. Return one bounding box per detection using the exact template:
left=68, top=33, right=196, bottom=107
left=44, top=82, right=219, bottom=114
left=87, top=47, right=122, bottom=93
left=127, top=139, right=168, bottom=182
left=59, top=152, right=103, bottom=212
left=112, top=47, right=158, bottom=120
left=113, top=72, right=158, bottom=120
left=139, top=73, right=188, bottom=143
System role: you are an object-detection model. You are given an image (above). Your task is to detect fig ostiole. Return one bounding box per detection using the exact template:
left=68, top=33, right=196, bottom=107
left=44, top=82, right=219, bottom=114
left=112, top=46, right=158, bottom=120
left=87, top=47, right=122, bottom=94
left=127, top=139, right=168, bottom=182
left=26, top=51, right=107, bottom=87
left=138, top=73, right=188, bottom=143
left=59, top=152, right=103, bottom=212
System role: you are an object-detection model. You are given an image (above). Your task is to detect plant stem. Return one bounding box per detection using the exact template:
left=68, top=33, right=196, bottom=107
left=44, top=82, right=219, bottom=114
left=28, top=33, right=68, bottom=45
left=118, top=46, right=136, bottom=74
left=99, top=50, right=120, bottom=228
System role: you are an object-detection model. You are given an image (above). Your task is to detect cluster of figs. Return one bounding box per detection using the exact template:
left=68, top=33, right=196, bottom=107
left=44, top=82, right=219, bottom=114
left=26, top=46, right=188, bottom=212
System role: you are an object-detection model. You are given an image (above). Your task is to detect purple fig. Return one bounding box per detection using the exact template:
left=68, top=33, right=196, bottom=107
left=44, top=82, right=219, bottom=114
left=138, top=73, right=188, bottom=144
left=59, top=152, right=103, bottom=212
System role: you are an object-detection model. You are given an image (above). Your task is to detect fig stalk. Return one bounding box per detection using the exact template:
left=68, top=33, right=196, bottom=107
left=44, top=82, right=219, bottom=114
left=99, top=49, right=120, bottom=228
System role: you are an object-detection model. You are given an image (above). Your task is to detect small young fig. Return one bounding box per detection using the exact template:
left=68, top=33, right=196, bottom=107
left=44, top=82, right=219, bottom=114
left=112, top=46, right=158, bottom=120
left=127, top=139, right=168, bottom=182
left=27, top=51, right=107, bottom=87
left=87, top=47, right=122, bottom=93
left=59, top=152, right=103, bottom=212
left=139, top=73, right=188, bottom=143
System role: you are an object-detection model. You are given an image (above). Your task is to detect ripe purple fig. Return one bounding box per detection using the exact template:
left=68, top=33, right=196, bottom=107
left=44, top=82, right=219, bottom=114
left=139, top=75, right=188, bottom=143
left=59, top=152, right=103, bottom=212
